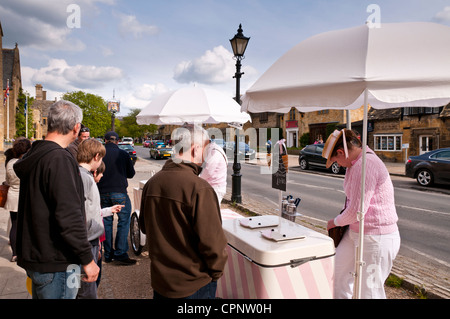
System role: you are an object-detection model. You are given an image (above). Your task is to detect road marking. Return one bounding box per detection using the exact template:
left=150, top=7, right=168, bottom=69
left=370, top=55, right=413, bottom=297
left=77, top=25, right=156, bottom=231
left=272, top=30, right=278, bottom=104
left=288, top=181, right=342, bottom=193
left=254, top=194, right=279, bottom=207
left=396, top=205, right=450, bottom=217
left=402, top=245, right=450, bottom=268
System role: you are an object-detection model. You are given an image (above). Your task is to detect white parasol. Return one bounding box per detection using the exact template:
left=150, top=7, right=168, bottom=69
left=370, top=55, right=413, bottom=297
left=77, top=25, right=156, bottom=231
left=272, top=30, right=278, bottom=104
left=241, top=22, right=450, bottom=299
left=136, top=86, right=251, bottom=126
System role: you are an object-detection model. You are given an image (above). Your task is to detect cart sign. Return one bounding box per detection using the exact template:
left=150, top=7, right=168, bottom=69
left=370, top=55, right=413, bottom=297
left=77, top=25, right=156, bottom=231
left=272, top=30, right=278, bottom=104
left=272, top=157, right=287, bottom=191
left=107, top=100, right=120, bottom=113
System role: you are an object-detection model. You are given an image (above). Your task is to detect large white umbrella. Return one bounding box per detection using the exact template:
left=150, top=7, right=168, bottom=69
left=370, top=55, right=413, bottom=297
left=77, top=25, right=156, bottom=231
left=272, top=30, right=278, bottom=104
left=241, top=22, right=450, bottom=299
left=136, top=86, right=251, bottom=125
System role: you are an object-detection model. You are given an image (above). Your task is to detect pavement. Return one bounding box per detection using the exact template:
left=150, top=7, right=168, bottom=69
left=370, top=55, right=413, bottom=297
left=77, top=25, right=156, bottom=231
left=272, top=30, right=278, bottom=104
left=0, top=152, right=449, bottom=299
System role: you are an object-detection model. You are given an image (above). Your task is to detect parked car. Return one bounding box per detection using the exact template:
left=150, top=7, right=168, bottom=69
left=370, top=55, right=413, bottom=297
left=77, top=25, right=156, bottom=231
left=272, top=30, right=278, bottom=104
left=122, top=137, right=134, bottom=146
left=298, top=143, right=343, bottom=174
left=143, top=140, right=151, bottom=148
left=150, top=143, right=173, bottom=159
left=211, top=139, right=226, bottom=148
left=405, top=148, right=450, bottom=186
left=149, top=140, right=165, bottom=148
left=118, top=142, right=137, bottom=165
left=223, top=141, right=256, bottom=160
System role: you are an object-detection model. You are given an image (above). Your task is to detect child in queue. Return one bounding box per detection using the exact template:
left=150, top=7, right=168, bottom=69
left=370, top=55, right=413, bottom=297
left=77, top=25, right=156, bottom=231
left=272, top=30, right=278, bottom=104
left=76, top=138, right=124, bottom=299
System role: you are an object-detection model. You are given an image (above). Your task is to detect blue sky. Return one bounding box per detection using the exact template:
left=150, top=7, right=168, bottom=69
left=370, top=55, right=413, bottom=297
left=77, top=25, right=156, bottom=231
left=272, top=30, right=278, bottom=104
left=1, top=0, right=449, bottom=115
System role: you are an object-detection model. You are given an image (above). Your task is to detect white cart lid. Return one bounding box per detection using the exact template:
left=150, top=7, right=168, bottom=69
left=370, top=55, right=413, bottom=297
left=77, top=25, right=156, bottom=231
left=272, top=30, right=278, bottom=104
left=222, top=216, right=335, bottom=267
left=139, top=180, right=148, bottom=189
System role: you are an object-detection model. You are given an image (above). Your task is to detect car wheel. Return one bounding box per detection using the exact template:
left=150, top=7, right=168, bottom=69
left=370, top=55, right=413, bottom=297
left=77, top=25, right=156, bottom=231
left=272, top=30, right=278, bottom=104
left=330, top=162, right=341, bottom=174
left=416, top=169, right=433, bottom=186
left=130, top=212, right=143, bottom=256
left=299, top=158, right=308, bottom=170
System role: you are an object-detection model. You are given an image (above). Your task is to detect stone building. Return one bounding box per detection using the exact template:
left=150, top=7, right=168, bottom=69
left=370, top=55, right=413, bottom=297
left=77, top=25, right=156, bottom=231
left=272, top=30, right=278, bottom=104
left=368, top=105, right=450, bottom=162
left=249, top=107, right=365, bottom=149
left=30, top=84, right=54, bottom=140
left=1, top=21, right=22, bottom=151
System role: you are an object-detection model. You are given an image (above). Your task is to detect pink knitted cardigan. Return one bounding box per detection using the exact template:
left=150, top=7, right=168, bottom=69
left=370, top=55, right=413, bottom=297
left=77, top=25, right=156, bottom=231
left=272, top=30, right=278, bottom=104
left=334, top=147, right=399, bottom=235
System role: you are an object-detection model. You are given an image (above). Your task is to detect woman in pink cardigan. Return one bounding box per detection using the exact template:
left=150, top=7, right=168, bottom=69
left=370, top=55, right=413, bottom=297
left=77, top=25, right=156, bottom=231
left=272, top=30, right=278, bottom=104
left=323, top=129, right=400, bottom=299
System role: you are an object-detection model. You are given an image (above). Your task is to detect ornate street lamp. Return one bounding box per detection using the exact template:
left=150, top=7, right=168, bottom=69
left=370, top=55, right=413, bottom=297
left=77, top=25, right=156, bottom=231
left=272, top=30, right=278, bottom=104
left=230, top=24, right=250, bottom=203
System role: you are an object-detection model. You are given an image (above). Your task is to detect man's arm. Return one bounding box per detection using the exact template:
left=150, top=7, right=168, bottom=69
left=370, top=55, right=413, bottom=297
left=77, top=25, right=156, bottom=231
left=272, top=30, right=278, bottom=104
left=193, top=187, right=228, bottom=281
left=49, top=155, right=94, bottom=266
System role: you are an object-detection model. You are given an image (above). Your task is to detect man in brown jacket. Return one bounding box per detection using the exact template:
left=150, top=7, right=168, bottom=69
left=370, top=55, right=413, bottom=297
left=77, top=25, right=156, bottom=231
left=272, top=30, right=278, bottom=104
left=139, top=125, right=228, bottom=299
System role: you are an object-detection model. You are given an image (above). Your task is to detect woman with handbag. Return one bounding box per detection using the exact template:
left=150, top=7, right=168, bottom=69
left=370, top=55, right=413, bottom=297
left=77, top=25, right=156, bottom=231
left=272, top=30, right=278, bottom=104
left=4, top=138, right=31, bottom=262
left=322, top=129, right=400, bottom=299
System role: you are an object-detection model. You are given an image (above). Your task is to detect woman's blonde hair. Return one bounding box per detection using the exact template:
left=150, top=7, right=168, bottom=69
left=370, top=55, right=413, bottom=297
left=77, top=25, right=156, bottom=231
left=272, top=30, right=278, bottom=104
left=77, top=138, right=106, bottom=164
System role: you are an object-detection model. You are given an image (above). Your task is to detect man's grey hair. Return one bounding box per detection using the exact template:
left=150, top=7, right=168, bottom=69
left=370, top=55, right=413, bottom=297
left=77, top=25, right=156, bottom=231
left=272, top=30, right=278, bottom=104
left=47, top=100, right=83, bottom=135
left=172, top=124, right=209, bottom=156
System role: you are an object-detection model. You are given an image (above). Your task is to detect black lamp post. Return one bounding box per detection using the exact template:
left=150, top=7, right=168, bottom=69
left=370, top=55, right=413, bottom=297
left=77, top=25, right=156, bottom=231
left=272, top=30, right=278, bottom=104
left=230, top=24, right=250, bottom=203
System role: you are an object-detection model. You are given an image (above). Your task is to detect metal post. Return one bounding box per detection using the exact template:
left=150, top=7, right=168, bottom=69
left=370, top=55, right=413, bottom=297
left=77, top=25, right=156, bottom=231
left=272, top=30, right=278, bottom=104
left=353, top=89, right=369, bottom=299
left=111, top=111, right=116, bottom=132
left=25, top=95, right=28, bottom=139
left=6, top=79, right=10, bottom=140
left=231, top=58, right=243, bottom=203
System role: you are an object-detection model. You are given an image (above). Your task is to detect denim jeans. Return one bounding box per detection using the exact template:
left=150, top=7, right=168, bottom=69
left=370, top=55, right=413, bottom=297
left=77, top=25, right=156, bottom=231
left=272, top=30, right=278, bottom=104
left=154, top=281, right=217, bottom=299
left=26, top=268, right=79, bottom=299
left=76, top=243, right=99, bottom=299
left=100, top=192, right=132, bottom=261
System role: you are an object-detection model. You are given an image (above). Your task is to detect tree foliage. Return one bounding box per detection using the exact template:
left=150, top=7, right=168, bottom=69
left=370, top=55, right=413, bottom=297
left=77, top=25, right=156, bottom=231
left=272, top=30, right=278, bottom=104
left=62, top=91, right=157, bottom=139
left=116, top=108, right=158, bottom=139
left=62, top=91, right=112, bottom=138
left=15, top=87, right=35, bottom=138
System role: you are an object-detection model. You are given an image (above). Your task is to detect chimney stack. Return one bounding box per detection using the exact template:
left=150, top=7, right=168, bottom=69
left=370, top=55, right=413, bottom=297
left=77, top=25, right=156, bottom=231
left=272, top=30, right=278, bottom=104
left=35, top=84, right=43, bottom=100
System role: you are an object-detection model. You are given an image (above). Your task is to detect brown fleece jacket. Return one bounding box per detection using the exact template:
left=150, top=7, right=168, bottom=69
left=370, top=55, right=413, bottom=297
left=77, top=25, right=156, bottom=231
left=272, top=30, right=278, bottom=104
left=139, top=159, right=228, bottom=298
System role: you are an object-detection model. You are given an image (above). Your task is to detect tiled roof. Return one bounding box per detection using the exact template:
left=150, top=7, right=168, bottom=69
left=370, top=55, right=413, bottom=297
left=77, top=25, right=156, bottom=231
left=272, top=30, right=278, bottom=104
left=439, top=103, right=450, bottom=118
left=368, top=107, right=402, bottom=120
left=31, top=100, right=53, bottom=117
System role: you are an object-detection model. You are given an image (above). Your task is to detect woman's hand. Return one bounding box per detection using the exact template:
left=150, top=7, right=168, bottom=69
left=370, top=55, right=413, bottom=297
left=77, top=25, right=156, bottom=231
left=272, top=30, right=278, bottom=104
left=327, top=218, right=336, bottom=231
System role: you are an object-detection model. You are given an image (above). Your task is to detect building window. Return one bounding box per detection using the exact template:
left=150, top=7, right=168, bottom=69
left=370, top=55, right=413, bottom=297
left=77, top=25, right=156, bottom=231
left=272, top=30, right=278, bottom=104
left=259, top=112, right=268, bottom=123
left=374, top=134, right=402, bottom=151
left=289, top=108, right=296, bottom=120
left=403, top=107, right=442, bottom=115
left=317, top=110, right=329, bottom=115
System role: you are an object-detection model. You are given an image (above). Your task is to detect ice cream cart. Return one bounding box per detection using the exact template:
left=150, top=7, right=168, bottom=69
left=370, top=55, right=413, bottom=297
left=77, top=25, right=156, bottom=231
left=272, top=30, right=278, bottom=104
left=216, top=215, right=335, bottom=299
left=129, top=180, right=148, bottom=255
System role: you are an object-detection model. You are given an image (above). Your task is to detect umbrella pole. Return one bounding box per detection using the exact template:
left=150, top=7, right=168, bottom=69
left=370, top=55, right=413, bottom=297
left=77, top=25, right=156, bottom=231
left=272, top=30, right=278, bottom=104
left=353, top=89, right=368, bottom=299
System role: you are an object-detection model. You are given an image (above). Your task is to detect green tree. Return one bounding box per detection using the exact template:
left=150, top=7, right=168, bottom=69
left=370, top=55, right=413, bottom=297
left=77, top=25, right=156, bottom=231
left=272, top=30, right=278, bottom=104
left=299, top=132, right=310, bottom=148
left=15, top=87, right=35, bottom=138
left=116, top=108, right=157, bottom=140
left=62, top=91, right=113, bottom=137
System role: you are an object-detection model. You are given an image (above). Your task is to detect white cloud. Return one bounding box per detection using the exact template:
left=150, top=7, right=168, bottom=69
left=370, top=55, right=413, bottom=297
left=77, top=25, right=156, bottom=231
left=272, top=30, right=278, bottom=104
left=173, top=46, right=236, bottom=85
left=100, top=46, right=114, bottom=57
left=0, top=0, right=115, bottom=51
left=118, top=14, right=159, bottom=39
left=22, top=59, right=124, bottom=93
left=434, top=7, right=450, bottom=22
left=173, top=45, right=258, bottom=87
left=132, top=83, right=169, bottom=101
